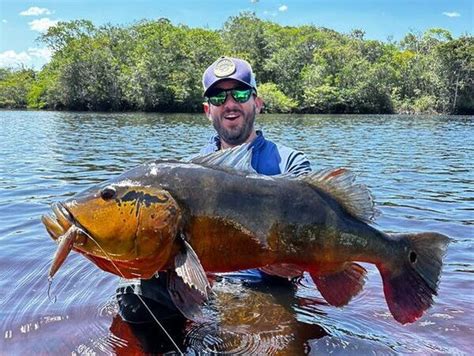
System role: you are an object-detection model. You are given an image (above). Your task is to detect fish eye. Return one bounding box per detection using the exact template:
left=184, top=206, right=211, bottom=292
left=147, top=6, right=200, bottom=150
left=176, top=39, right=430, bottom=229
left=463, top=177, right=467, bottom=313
left=100, top=187, right=116, bottom=201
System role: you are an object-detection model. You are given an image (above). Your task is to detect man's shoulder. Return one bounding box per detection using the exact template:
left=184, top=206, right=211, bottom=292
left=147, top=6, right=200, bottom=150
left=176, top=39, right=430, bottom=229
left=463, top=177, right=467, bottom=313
left=273, top=142, right=312, bottom=176
left=254, top=133, right=311, bottom=175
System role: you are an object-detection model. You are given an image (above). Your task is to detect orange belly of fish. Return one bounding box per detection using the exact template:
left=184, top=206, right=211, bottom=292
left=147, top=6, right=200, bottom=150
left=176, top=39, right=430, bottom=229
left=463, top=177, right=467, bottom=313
left=80, top=251, right=164, bottom=279
left=185, top=216, right=277, bottom=272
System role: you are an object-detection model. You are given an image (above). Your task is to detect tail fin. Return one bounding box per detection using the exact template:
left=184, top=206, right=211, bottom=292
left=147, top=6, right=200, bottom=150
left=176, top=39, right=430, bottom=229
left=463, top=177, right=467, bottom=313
left=378, top=232, right=450, bottom=324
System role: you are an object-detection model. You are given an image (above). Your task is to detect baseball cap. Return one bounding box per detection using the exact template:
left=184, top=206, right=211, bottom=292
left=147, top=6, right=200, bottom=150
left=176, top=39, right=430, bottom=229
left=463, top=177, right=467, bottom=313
left=202, top=56, right=257, bottom=96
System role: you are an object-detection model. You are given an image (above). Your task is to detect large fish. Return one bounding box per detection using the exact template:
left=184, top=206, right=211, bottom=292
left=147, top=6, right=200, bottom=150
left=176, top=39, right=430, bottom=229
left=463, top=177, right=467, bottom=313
left=42, top=145, right=450, bottom=324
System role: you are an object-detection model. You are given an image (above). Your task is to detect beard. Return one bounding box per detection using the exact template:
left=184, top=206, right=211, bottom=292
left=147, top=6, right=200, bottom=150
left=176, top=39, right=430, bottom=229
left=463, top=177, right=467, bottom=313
left=212, top=106, right=256, bottom=146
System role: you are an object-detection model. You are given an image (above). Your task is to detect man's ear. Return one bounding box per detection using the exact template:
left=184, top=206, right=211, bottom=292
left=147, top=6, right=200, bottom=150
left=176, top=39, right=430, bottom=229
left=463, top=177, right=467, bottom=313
left=254, top=96, right=264, bottom=114
left=203, top=102, right=212, bottom=121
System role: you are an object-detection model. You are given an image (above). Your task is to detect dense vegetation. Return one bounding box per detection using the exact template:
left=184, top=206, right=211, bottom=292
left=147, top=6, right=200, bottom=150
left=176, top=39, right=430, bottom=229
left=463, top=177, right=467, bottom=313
left=1, top=13, right=472, bottom=114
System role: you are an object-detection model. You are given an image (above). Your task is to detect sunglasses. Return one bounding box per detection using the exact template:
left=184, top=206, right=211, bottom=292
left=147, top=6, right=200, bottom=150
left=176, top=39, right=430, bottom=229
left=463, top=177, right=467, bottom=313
left=206, top=88, right=255, bottom=106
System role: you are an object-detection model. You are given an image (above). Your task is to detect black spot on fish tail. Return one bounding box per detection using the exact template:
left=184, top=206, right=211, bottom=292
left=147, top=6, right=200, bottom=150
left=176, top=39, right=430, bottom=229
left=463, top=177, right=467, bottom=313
left=379, top=232, right=450, bottom=324
left=121, top=190, right=169, bottom=207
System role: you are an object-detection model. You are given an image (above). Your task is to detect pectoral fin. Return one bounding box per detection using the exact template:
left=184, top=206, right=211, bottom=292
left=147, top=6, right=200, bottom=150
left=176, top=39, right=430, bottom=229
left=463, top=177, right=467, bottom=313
left=311, top=263, right=367, bottom=307
left=168, top=239, right=210, bottom=321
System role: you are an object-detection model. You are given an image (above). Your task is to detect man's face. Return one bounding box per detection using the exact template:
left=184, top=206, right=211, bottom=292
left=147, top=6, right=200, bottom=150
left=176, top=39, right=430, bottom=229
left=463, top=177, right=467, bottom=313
left=204, top=79, right=263, bottom=147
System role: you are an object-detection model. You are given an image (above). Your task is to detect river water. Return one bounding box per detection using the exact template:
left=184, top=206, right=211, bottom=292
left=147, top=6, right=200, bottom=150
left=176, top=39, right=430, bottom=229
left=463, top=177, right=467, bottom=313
left=0, top=111, right=472, bottom=354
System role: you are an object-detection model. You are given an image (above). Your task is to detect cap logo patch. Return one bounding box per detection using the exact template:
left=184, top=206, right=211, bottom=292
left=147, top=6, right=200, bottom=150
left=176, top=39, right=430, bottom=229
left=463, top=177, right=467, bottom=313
left=214, top=58, right=236, bottom=78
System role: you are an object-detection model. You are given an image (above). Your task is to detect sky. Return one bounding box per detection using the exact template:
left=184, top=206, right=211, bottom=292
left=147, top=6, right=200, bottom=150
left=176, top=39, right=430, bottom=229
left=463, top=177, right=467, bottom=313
left=0, top=0, right=472, bottom=69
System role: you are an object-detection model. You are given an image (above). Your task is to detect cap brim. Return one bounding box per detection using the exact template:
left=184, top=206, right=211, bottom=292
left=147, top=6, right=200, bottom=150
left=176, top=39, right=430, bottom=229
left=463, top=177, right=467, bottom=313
left=204, top=79, right=256, bottom=96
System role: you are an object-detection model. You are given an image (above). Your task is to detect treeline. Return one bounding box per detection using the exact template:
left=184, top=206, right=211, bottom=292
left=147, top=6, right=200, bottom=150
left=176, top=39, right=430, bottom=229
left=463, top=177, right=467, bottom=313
left=1, top=13, right=473, bottom=114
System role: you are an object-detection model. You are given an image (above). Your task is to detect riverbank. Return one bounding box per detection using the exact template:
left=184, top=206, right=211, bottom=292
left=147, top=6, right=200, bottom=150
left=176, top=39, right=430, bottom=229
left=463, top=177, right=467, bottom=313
left=0, top=107, right=470, bottom=116
left=1, top=14, right=472, bottom=115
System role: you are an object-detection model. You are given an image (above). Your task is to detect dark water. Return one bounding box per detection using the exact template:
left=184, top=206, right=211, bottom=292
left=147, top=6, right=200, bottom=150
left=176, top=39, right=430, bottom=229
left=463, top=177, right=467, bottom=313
left=0, top=110, right=472, bottom=354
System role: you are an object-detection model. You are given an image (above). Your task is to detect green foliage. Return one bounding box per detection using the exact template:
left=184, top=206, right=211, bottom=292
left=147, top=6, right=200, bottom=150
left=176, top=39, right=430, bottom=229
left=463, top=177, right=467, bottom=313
left=434, top=35, right=474, bottom=114
left=40, top=20, right=96, bottom=52
left=222, top=12, right=270, bottom=82
left=303, top=84, right=343, bottom=113
left=0, top=13, right=472, bottom=114
left=301, top=39, right=394, bottom=113
left=259, top=82, right=297, bottom=113
left=0, top=68, right=35, bottom=108
left=27, top=74, right=49, bottom=109
left=413, top=95, right=438, bottom=114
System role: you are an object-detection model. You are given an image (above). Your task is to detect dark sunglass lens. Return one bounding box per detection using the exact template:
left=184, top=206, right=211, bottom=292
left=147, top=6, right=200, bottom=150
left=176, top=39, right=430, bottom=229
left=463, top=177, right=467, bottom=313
left=232, top=89, right=252, bottom=103
left=207, top=88, right=253, bottom=106
left=209, top=91, right=227, bottom=106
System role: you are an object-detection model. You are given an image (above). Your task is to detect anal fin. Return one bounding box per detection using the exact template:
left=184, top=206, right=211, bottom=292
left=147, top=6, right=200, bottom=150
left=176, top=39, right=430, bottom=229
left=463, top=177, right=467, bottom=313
left=311, top=263, right=367, bottom=307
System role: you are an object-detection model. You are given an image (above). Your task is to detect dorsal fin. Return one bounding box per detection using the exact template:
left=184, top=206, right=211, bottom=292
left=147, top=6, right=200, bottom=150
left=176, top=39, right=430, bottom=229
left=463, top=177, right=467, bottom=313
left=189, top=143, right=255, bottom=173
left=301, top=168, right=377, bottom=223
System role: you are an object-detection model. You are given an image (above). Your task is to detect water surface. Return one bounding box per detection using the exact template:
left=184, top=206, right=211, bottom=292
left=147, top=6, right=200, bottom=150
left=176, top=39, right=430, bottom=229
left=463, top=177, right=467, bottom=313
left=0, top=111, right=472, bottom=354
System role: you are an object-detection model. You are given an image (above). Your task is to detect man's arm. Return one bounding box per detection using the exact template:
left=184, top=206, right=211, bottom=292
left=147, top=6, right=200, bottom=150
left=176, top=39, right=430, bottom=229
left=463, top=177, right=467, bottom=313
left=276, top=144, right=312, bottom=176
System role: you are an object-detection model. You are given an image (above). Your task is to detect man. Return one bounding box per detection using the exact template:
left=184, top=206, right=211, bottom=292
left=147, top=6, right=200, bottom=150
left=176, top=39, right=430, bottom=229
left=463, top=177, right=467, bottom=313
left=200, top=56, right=311, bottom=176
left=117, top=56, right=311, bottom=323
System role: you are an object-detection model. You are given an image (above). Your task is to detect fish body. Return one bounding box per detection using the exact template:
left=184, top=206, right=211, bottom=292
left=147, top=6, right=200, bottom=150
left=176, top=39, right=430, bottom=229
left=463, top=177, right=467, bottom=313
left=42, top=146, right=450, bottom=324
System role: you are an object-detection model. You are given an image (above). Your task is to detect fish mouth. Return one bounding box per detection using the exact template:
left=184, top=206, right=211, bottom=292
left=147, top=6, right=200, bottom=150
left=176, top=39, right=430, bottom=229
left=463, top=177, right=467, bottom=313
left=42, top=202, right=91, bottom=243
left=43, top=202, right=93, bottom=280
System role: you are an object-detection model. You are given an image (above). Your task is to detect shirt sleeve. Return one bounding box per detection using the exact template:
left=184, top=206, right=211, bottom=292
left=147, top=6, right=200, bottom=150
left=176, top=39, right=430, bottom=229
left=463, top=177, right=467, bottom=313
left=276, top=144, right=312, bottom=176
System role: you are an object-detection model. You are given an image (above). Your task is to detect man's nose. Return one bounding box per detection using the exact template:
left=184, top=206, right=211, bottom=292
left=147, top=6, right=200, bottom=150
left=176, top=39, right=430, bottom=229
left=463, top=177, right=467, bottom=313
left=222, top=92, right=239, bottom=108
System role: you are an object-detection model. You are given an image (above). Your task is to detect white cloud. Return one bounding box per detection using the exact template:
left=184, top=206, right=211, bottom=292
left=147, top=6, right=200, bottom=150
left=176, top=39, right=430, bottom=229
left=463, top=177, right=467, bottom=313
left=0, top=50, right=31, bottom=68
left=250, top=0, right=259, bottom=3
left=442, top=12, right=461, bottom=17
left=28, top=47, right=53, bottom=61
left=2, top=19, right=7, bottom=23
left=278, top=5, right=288, bottom=12
left=0, top=47, right=53, bottom=68
left=20, top=7, right=52, bottom=16
left=28, top=18, right=59, bottom=32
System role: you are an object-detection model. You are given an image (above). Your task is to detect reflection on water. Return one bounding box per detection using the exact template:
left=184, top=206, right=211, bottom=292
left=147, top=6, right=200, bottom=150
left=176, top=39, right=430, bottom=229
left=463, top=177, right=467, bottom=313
left=110, top=277, right=328, bottom=355
left=0, top=111, right=473, bottom=354
left=184, top=277, right=328, bottom=354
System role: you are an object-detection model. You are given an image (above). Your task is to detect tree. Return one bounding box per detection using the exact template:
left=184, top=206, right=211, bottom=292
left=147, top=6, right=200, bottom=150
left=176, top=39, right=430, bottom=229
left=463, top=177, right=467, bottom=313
left=259, top=82, right=297, bottom=113
left=435, top=36, right=474, bottom=113
left=1, top=16, right=471, bottom=114
left=0, top=68, right=35, bottom=108
left=40, top=20, right=96, bottom=52
left=221, top=12, right=271, bottom=82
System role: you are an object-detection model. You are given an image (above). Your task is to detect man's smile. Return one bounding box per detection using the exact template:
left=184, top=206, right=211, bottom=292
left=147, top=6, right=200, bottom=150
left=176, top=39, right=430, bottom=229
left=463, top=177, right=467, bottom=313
left=223, top=111, right=243, bottom=121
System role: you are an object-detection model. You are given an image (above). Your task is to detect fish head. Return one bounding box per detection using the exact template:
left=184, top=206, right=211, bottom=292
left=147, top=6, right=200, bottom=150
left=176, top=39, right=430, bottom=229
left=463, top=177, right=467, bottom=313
left=42, top=181, right=182, bottom=279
